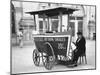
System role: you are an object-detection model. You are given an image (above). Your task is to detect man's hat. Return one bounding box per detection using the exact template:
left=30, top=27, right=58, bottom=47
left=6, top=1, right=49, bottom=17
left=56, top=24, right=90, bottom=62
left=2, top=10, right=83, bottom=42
left=19, top=28, right=23, bottom=31
left=77, top=32, right=82, bottom=35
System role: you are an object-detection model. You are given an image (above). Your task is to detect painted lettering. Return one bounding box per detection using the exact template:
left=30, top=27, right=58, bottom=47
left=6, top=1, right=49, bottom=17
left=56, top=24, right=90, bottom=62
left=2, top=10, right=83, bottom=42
left=58, top=43, right=66, bottom=49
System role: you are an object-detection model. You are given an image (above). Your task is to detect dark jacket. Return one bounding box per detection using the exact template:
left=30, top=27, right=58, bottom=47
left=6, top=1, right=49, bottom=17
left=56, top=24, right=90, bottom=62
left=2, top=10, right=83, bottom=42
left=76, top=36, right=86, bottom=56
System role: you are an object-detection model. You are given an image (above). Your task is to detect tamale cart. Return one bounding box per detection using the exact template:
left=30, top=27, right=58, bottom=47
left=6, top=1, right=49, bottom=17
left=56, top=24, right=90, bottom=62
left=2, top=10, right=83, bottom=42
left=26, top=7, right=77, bottom=70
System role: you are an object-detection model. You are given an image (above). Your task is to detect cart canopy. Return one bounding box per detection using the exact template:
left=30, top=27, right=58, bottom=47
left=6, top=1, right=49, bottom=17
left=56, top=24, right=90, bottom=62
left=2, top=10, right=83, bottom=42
left=26, top=7, right=78, bottom=17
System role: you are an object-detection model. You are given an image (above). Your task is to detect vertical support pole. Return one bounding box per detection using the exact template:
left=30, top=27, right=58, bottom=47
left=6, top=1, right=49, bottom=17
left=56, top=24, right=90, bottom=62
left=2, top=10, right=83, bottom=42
left=47, top=17, right=49, bottom=31
left=75, top=17, right=78, bottom=40
left=36, top=15, right=39, bottom=33
left=43, top=14, right=46, bottom=33
left=62, top=15, right=68, bottom=32
left=67, top=14, right=69, bottom=31
left=28, top=23, right=29, bottom=40
left=49, top=17, right=52, bottom=31
left=58, top=12, right=62, bottom=32
left=33, top=15, right=36, bottom=30
left=20, top=2, right=23, bottom=18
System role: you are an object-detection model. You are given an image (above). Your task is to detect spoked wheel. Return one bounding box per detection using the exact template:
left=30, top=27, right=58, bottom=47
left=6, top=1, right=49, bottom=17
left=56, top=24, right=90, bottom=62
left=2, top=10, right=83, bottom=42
left=42, top=52, right=55, bottom=70
left=33, top=49, right=40, bottom=66
left=42, top=42, right=55, bottom=70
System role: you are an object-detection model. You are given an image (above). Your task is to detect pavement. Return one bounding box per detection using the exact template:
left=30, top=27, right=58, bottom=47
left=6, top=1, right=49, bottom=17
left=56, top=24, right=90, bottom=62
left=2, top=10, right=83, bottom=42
left=11, top=40, right=96, bottom=74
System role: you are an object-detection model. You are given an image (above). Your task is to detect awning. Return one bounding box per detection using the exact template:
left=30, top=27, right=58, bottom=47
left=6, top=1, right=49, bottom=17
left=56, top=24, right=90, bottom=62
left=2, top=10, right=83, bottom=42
left=26, top=7, right=78, bottom=17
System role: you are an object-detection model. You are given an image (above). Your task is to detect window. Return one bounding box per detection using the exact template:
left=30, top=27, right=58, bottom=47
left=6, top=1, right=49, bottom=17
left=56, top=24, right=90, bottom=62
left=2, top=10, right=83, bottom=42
left=78, top=21, right=83, bottom=33
left=77, top=17, right=83, bottom=20
left=39, top=21, right=43, bottom=32
left=52, top=20, right=59, bottom=32
left=69, top=22, right=75, bottom=36
left=69, top=16, right=75, bottom=20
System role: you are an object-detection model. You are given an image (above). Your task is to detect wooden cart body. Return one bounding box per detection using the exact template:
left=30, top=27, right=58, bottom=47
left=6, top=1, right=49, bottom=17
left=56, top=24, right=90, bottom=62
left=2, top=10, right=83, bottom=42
left=34, top=32, right=72, bottom=61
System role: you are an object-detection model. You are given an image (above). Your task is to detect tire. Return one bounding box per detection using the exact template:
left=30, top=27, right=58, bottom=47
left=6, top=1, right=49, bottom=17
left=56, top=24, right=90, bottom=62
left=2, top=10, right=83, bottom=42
left=32, top=49, right=40, bottom=66
left=42, top=42, right=55, bottom=70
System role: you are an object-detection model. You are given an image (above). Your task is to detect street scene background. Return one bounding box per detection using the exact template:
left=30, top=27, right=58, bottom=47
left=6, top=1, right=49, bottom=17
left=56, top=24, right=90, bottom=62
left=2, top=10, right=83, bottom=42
left=11, top=0, right=96, bottom=74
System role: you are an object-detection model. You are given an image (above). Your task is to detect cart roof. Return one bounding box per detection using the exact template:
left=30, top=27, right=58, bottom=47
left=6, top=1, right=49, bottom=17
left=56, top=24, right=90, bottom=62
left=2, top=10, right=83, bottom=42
left=26, top=7, right=78, bottom=17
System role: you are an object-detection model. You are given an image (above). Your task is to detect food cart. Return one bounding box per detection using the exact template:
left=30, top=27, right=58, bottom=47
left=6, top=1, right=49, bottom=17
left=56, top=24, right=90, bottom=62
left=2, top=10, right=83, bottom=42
left=26, top=7, right=78, bottom=70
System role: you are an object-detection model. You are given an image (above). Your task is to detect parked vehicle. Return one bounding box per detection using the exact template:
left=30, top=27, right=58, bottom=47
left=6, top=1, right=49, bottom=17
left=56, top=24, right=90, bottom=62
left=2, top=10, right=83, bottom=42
left=26, top=7, right=78, bottom=70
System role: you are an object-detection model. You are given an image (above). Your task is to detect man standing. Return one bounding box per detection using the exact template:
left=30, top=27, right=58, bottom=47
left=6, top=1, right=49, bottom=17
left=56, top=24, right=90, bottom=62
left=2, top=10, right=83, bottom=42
left=72, top=32, right=86, bottom=66
left=17, top=28, right=23, bottom=48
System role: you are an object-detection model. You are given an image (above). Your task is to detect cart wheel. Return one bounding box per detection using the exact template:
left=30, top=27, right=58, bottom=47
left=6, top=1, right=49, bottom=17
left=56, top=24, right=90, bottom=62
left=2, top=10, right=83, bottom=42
left=33, top=49, right=40, bottom=66
left=42, top=42, right=55, bottom=70
left=42, top=52, right=55, bottom=70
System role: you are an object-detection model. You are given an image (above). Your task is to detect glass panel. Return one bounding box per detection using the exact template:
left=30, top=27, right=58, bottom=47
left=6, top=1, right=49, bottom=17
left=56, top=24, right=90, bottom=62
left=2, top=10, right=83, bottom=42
left=77, top=17, right=83, bottom=20
left=39, top=21, right=43, bottom=32
left=78, top=21, right=83, bottom=33
left=69, top=16, right=75, bottom=20
left=51, top=16, right=58, bottom=19
left=52, top=20, right=59, bottom=32
left=69, top=22, right=75, bottom=36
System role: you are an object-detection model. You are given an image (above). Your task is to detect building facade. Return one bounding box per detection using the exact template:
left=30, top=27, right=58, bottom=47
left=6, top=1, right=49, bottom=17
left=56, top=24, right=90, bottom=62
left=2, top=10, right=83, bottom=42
left=12, top=1, right=96, bottom=42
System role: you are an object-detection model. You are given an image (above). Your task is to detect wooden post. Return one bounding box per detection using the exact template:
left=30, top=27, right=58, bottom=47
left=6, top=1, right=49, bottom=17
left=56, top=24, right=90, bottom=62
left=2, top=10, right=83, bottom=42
left=33, top=15, right=36, bottom=30
left=75, top=17, right=78, bottom=40
left=67, top=14, right=69, bottom=31
left=58, top=12, right=62, bottom=32
left=49, top=17, right=52, bottom=31
left=47, top=17, right=49, bottom=31
left=47, top=16, right=52, bottom=32
left=43, top=14, right=46, bottom=33
left=35, top=15, right=39, bottom=33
